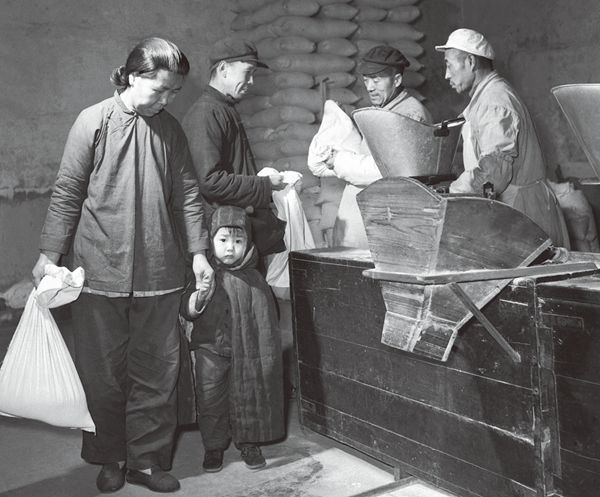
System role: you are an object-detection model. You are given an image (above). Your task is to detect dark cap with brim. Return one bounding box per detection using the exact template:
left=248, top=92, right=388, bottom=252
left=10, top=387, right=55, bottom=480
left=358, top=45, right=410, bottom=76
left=209, top=37, right=268, bottom=69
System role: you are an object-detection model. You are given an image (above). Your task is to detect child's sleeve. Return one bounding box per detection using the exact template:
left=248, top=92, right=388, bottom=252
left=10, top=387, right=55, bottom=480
left=179, top=270, right=197, bottom=321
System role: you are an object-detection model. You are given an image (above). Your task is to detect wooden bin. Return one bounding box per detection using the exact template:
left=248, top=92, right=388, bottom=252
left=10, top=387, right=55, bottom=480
left=290, top=248, right=600, bottom=497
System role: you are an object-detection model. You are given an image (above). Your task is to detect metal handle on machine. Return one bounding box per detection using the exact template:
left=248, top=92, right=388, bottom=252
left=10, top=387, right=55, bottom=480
left=433, top=117, right=466, bottom=137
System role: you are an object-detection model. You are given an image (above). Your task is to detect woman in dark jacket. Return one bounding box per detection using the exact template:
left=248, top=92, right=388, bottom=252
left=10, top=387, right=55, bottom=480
left=31, top=37, right=212, bottom=494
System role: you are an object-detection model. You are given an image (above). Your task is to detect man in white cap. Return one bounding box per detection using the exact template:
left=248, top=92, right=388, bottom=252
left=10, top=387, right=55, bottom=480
left=436, top=28, right=569, bottom=248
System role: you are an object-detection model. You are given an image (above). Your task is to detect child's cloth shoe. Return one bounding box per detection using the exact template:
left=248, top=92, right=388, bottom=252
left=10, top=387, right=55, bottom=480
left=240, top=446, right=266, bottom=470
left=202, top=449, right=224, bottom=473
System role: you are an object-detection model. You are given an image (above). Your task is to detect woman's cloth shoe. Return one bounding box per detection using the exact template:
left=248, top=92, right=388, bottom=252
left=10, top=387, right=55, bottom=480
left=202, top=449, right=224, bottom=473
left=96, top=463, right=126, bottom=493
left=240, top=446, right=266, bottom=470
left=126, top=467, right=180, bottom=493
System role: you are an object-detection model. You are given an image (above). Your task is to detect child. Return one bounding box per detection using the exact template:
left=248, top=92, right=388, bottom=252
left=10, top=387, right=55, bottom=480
left=181, top=205, right=285, bottom=473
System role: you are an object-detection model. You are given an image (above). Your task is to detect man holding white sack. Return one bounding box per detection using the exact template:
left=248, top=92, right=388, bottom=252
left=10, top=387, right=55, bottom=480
left=309, top=45, right=432, bottom=248
left=436, top=28, right=569, bottom=248
left=183, top=38, right=287, bottom=263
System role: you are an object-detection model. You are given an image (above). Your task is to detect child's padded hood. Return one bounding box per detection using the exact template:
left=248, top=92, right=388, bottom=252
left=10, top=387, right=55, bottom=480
left=210, top=205, right=252, bottom=242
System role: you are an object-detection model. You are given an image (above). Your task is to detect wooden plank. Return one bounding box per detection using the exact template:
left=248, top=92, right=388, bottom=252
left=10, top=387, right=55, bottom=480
left=299, top=398, right=538, bottom=497
left=556, top=376, right=600, bottom=470
left=529, top=281, right=561, bottom=496
left=558, top=457, right=600, bottom=497
left=536, top=281, right=600, bottom=496
left=449, top=282, right=521, bottom=363
left=356, top=178, right=445, bottom=274
left=363, top=262, right=600, bottom=285
left=296, top=333, right=534, bottom=435
left=298, top=365, right=536, bottom=483
left=438, top=199, right=549, bottom=273
left=540, top=299, right=600, bottom=384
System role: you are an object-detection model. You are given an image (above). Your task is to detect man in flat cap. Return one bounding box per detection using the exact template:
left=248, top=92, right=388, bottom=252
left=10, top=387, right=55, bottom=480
left=320, top=45, right=432, bottom=247
left=358, top=45, right=431, bottom=117
left=436, top=28, right=569, bottom=247
left=183, top=37, right=286, bottom=260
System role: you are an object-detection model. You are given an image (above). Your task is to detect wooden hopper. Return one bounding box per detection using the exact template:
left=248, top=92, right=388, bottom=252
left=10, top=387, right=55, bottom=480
left=552, top=84, right=600, bottom=180
left=352, top=107, right=461, bottom=177
left=357, top=177, right=552, bottom=362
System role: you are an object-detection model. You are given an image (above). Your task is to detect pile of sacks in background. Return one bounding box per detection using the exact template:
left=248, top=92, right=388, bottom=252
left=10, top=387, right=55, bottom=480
left=230, top=0, right=425, bottom=246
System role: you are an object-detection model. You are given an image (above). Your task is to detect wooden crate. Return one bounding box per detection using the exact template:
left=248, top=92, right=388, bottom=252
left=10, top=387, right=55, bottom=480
left=290, top=247, right=600, bottom=497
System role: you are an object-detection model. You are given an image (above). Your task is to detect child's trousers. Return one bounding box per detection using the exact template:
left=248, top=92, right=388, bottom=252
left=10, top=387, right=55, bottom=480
left=194, top=347, right=233, bottom=450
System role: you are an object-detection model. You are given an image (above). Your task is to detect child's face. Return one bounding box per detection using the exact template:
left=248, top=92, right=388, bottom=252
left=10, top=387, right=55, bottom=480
left=212, top=227, right=247, bottom=265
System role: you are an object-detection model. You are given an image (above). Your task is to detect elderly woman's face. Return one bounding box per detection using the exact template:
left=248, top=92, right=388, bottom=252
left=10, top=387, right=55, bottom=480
left=127, top=69, right=184, bottom=116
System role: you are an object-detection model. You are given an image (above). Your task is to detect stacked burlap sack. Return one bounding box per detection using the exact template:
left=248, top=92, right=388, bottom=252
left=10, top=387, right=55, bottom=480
left=230, top=0, right=425, bottom=247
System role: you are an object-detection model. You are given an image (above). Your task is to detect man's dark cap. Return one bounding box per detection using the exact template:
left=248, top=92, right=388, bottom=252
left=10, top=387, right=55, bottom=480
left=209, top=37, right=268, bottom=69
left=358, top=45, right=410, bottom=76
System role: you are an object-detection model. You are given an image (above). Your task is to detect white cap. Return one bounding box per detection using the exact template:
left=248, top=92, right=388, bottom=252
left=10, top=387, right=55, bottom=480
left=435, top=28, right=495, bottom=60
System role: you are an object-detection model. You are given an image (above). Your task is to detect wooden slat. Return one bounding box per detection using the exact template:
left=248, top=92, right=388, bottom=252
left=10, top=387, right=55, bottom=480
left=559, top=458, right=600, bottom=497
left=363, top=262, right=600, bottom=285
left=297, top=371, right=538, bottom=496
left=299, top=413, right=538, bottom=497
left=449, top=282, right=521, bottom=363
left=556, top=376, right=600, bottom=470
left=296, top=333, right=534, bottom=434
left=541, top=298, right=600, bottom=384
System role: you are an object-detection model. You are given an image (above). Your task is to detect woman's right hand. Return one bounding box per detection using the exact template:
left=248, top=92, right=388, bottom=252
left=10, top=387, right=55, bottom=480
left=32, top=251, right=61, bottom=287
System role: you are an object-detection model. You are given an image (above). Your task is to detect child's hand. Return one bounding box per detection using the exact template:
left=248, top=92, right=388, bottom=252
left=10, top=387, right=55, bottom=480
left=193, top=252, right=214, bottom=290
left=189, top=277, right=216, bottom=316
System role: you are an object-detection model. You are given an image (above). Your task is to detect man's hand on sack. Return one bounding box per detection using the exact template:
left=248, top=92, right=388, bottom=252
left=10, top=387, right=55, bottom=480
left=269, top=173, right=286, bottom=191
left=324, top=147, right=338, bottom=169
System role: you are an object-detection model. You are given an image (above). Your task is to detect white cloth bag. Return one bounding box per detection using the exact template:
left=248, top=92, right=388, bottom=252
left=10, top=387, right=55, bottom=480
left=0, top=265, right=95, bottom=432
left=307, top=100, right=363, bottom=177
left=258, top=169, right=316, bottom=298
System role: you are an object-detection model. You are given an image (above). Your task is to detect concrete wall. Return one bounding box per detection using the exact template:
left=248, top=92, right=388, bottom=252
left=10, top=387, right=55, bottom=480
left=0, top=0, right=234, bottom=290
